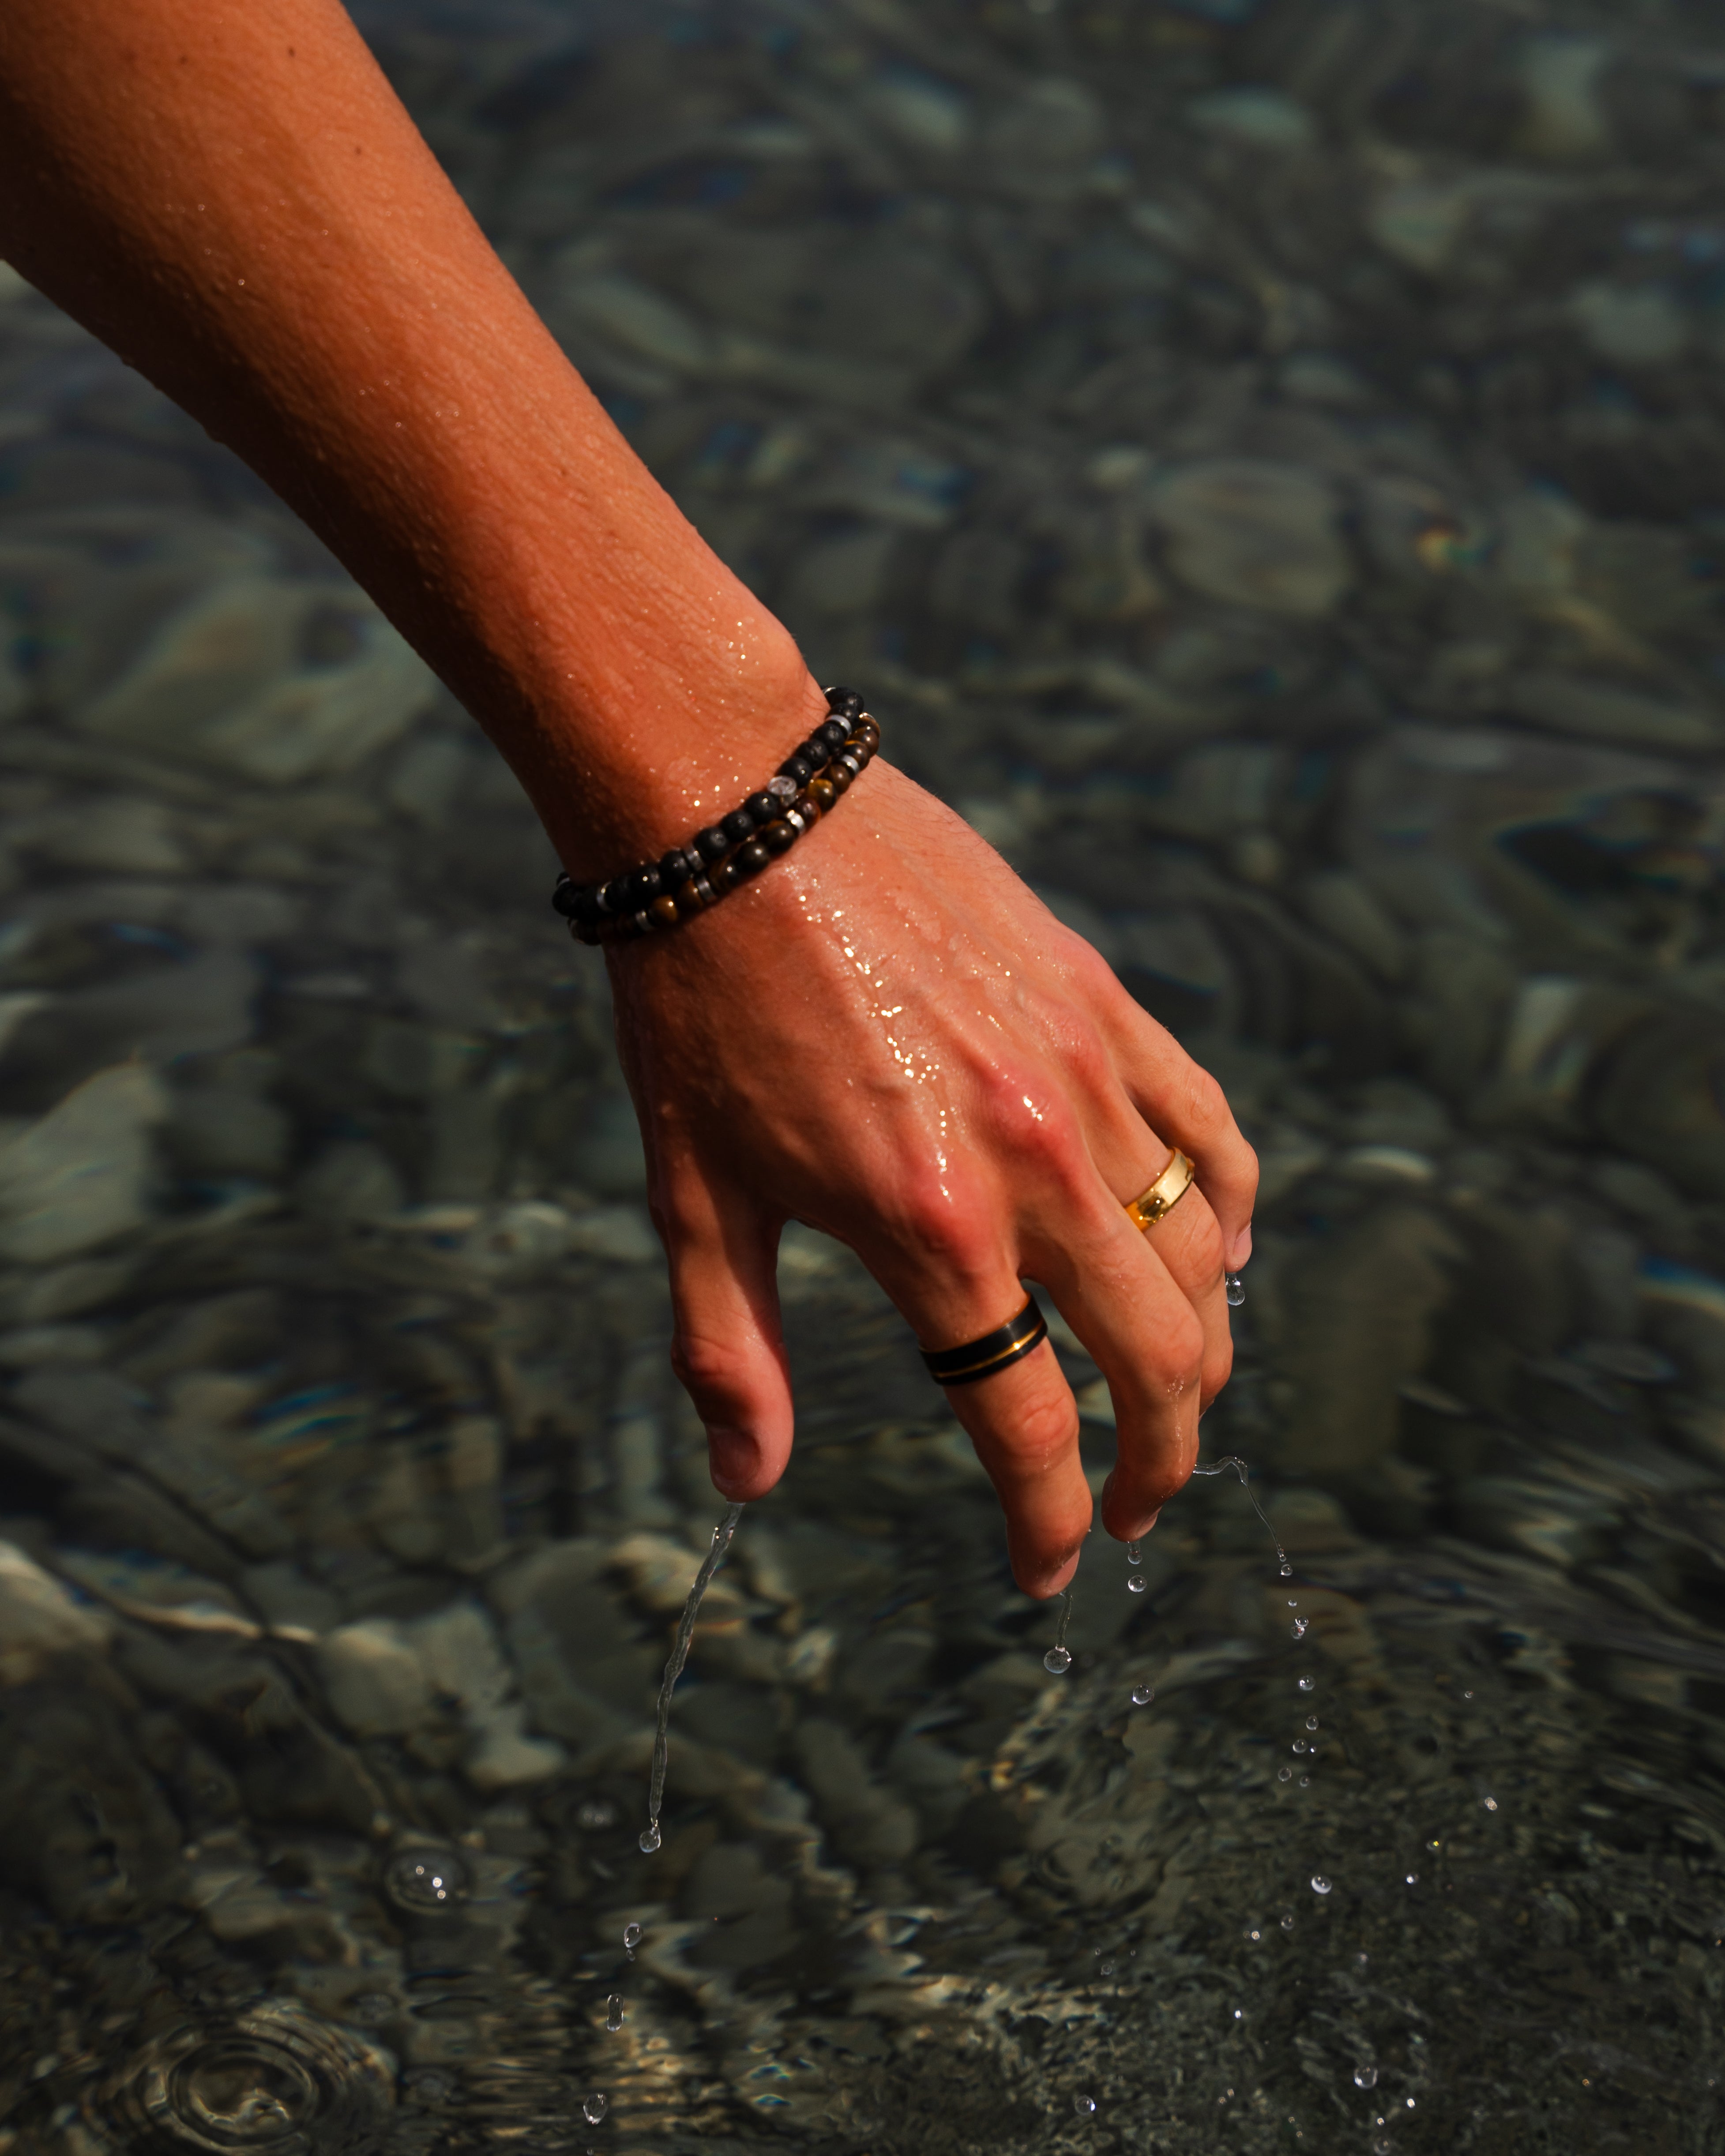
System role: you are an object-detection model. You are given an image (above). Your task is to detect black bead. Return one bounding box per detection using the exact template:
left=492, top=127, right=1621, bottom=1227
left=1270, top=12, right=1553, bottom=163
left=800, top=736, right=831, bottom=769
left=722, top=807, right=756, bottom=844
left=594, top=881, right=618, bottom=916
left=573, top=888, right=604, bottom=927
left=818, top=717, right=850, bottom=751
left=779, top=754, right=814, bottom=786
left=630, top=865, right=664, bottom=907
left=698, top=826, right=730, bottom=862
left=734, top=840, right=770, bottom=878
left=824, top=684, right=862, bottom=717
left=745, top=792, right=778, bottom=824
left=659, top=848, right=690, bottom=886
left=551, top=877, right=579, bottom=918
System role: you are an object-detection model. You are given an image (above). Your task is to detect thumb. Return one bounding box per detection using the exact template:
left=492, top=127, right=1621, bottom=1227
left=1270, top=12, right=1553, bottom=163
left=655, top=1166, right=793, bottom=1501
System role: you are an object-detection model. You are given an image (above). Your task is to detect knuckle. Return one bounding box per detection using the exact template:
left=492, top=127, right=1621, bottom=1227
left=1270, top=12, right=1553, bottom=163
left=989, top=1385, right=1079, bottom=1471
left=670, top=1330, right=756, bottom=1414
left=1144, top=1309, right=1206, bottom=1397
left=891, top=1167, right=991, bottom=1273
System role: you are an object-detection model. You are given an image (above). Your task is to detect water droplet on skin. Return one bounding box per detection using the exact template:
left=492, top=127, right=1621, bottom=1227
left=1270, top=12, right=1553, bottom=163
left=1291, top=1618, right=1308, bottom=1638
left=1131, top=1683, right=1154, bottom=1706
left=1127, top=1575, right=1146, bottom=1595
left=1311, top=1875, right=1332, bottom=1895
left=1306, top=1715, right=1319, bottom=1730
left=1354, top=2066, right=1379, bottom=2090
left=1225, top=1273, right=1245, bottom=1307
left=638, top=1825, right=661, bottom=1855
left=583, top=2093, right=609, bottom=2126
left=384, top=1850, right=470, bottom=1913
left=1277, top=1766, right=1293, bottom=1782
left=623, top=1923, right=642, bottom=1950
left=1073, top=2094, right=1097, bottom=2115
left=605, top=1997, right=624, bottom=2033
left=1298, top=1676, right=1315, bottom=1692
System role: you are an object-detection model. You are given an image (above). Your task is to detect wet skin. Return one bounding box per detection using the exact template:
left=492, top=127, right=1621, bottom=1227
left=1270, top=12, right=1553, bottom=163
left=0, top=0, right=1257, bottom=1594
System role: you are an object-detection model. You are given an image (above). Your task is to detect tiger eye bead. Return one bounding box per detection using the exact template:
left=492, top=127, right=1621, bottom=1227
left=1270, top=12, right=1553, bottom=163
left=675, top=878, right=707, bottom=914
left=827, top=763, right=853, bottom=796
left=735, top=840, right=771, bottom=879
left=792, top=789, right=821, bottom=822
left=710, top=856, right=740, bottom=894
left=761, top=819, right=796, bottom=856
left=650, top=895, right=680, bottom=928
left=807, top=777, right=836, bottom=810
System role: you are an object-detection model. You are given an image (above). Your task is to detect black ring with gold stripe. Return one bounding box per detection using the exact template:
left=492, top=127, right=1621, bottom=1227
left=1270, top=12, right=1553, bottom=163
left=921, top=1295, right=1049, bottom=1387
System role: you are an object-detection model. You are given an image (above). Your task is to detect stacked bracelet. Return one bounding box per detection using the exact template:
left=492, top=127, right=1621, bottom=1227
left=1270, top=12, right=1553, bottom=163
left=552, top=685, right=880, bottom=947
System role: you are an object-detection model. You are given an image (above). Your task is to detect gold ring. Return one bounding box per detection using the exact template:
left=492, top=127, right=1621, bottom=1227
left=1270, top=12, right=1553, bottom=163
left=1125, top=1149, right=1195, bottom=1233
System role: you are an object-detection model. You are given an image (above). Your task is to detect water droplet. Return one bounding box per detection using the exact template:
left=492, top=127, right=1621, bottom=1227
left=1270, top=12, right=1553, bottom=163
left=1306, top=1715, right=1319, bottom=1731
left=1073, top=2094, right=1097, bottom=2115
left=1298, top=1676, right=1315, bottom=1692
left=1225, top=1273, right=1245, bottom=1307
left=1278, top=1560, right=1293, bottom=1577
left=1232, top=2007, right=1244, bottom=2020
left=1291, top=1618, right=1308, bottom=1638
left=1373, top=2141, right=1392, bottom=2156
left=1126, top=1540, right=1142, bottom=1566
left=1127, top=1575, right=1146, bottom=1595
left=1292, top=1740, right=1308, bottom=1754
left=1354, top=2066, right=1378, bottom=2090
left=1279, top=1913, right=1294, bottom=1931
left=638, top=1825, right=661, bottom=1854
left=1405, top=1873, right=1418, bottom=1886
left=406, top=2068, right=455, bottom=2104
left=1482, top=1796, right=1499, bottom=1812
left=1277, top=1766, right=1293, bottom=1782
left=1311, top=1875, right=1331, bottom=1895
left=1299, top=1774, right=1312, bottom=1787
left=1098, top=1960, right=1115, bottom=1976
left=623, top=1922, right=642, bottom=1950
left=1043, top=1646, right=1072, bottom=1674
left=605, top=1997, right=625, bottom=2033
left=384, top=1849, right=470, bottom=1913
left=1426, top=1838, right=1441, bottom=1852
left=577, top=1799, right=617, bottom=1830
left=1130, top=1683, right=1154, bottom=1706
left=583, top=2092, right=609, bottom=2125
left=1405, top=2098, right=1417, bottom=2109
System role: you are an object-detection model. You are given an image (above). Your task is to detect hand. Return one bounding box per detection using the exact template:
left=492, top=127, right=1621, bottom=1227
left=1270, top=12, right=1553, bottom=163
left=609, top=751, right=1259, bottom=1598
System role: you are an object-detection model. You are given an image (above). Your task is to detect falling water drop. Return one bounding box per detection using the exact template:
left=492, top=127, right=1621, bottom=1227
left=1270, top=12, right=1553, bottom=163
left=583, top=2093, right=609, bottom=2126
left=1043, top=1585, right=1075, bottom=1674
left=605, top=1997, right=625, bottom=2033
left=1126, top=1540, right=1142, bottom=1566
left=1225, top=1273, right=1245, bottom=1307
left=1073, top=2094, right=1097, bottom=2115
left=623, top=1923, right=642, bottom=1951
left=1127, top=1575, right=1146, bottom=1595
left=1354, top=2066, right=1379, bottom=2090
left=1292, top=1739, right=1308, bottom=1754
left=1298, top=1676, right=1315, bottom=1693
left=1277, top=1766, right=1293, bottom=1783
left=1189, top=1455, right=1289, bottom=1577
left=1306, top=1715, right=1319, bottom=1731
left=1130, top=1683, right=1154, bottom=1707
left=1292, top=1617, right=1309, bottom=1639
left=1405, top=1873, right=1419, bottom=1886
left=1311, top=1875, right=1332, bottom=1896
left=1279, top=1914, right=1294, bottom=1931
left=640, top=1503, right=743, bottom=1854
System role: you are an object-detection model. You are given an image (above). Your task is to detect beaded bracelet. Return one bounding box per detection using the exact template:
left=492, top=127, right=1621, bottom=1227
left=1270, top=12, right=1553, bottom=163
left=552, top=685, right=880, bottom=946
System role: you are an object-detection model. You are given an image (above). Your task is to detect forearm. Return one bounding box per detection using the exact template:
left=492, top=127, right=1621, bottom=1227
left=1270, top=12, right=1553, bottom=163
left=0, top=0, right=818, bottom=870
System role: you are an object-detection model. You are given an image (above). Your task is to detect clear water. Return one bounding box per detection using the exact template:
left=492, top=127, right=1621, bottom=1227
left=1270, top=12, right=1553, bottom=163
left=1, top=1, right=1725, bottom=2151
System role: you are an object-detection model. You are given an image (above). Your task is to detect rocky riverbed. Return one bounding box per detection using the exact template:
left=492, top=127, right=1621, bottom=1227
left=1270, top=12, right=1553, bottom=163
left=2, top=0, right=1725, bottom=2150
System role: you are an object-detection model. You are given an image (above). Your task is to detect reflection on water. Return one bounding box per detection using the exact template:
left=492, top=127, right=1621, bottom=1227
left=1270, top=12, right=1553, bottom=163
left=3, top=0, right=1725, bottom=2148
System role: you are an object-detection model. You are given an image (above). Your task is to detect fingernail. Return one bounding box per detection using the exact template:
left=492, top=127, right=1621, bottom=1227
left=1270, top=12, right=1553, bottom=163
left=706, top=1426, right=760, bottom=1496
left=1226, top=1223, right=1253, bottom=1272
